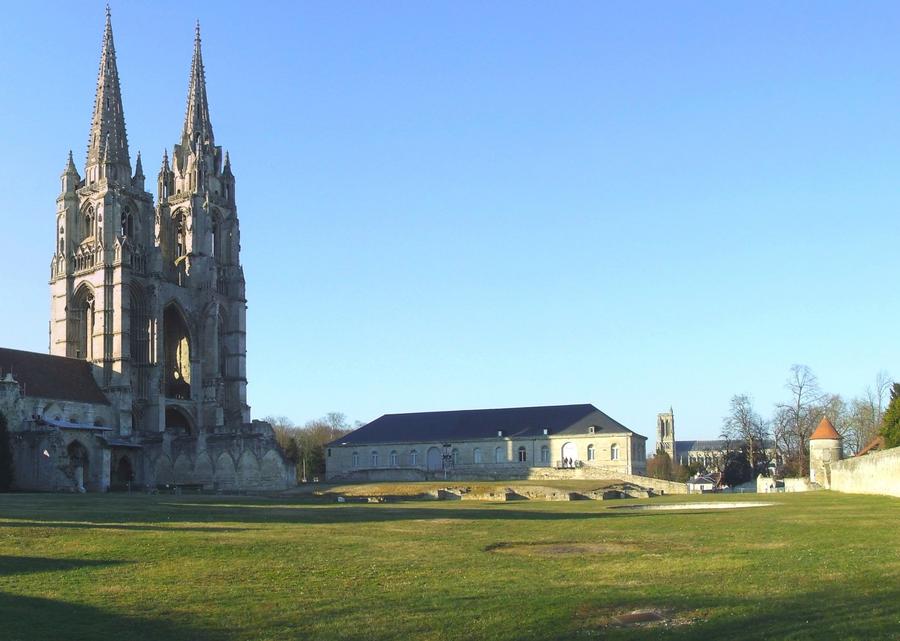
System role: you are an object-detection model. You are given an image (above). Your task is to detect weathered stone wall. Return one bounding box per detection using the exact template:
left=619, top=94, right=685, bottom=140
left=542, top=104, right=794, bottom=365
left=325, top=460, right=688, bottom=494
left=829, top=448, right=900, bottom=498
left=143, top=421, right=293, bottom=491
left=783, top=477, right=817, bottom=492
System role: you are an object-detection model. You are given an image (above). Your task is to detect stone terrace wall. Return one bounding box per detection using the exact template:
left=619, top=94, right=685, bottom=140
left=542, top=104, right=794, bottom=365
left=830, top=447, right=900, bottom=498
left=327, top=463, right=688, bottom=493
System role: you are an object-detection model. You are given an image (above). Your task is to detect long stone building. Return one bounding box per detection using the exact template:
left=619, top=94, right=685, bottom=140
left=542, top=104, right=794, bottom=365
left=0, top=9, right=292, bottom=492
left=325, top=403, right=648, bottom=481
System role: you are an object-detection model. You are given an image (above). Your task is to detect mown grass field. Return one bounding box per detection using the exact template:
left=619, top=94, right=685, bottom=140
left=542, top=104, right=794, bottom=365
left=0, top=489, right=898, bottom=640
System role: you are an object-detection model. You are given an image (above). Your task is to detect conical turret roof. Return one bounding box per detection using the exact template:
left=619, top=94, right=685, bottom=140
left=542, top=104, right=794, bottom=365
left=810, top=417, right=841, bottom=441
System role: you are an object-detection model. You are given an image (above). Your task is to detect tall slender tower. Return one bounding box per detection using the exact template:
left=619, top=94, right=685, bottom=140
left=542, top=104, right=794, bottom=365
left=656, top=408, right=676, bottom=460
left=154, top=22, right=250, bottom=431
left=50, top=7, right=155, bottom=433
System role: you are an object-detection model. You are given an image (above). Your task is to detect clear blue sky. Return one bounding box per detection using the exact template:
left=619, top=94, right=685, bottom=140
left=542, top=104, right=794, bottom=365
left=1, top=2, right=898, bottom=446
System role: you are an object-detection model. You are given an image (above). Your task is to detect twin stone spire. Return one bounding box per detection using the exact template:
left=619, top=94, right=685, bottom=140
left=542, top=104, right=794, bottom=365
left=82, top=8, right=218, bottom=188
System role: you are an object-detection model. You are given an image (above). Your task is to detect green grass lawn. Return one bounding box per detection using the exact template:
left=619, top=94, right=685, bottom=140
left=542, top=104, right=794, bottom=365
left=0, top=491, right=898, bottom=640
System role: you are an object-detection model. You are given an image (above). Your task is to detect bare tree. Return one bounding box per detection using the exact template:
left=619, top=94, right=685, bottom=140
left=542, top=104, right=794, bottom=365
left=775, top=364, right=825, bottom=476
left=721, top=394, right=769, bottom=476
left=841, top=371, right=891, bottom=455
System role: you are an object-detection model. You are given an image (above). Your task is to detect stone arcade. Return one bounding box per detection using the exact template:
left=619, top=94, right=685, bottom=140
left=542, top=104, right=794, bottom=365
left=0, top=10, right=292, bottom=492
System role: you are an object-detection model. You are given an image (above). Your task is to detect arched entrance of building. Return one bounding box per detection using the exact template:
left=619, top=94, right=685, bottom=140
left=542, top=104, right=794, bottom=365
left=165, top=406, right=193, bottom=434
left=561, top=442, right=577, bottom=467
left=67, top=441, right=89, bottom=492
left=113, top=455, right=134, bottom=489
left=426, top=447, right=442, bottom=471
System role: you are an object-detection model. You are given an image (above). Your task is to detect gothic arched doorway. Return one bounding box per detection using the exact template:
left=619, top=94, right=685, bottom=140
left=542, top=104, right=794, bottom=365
left=114, top=455, right=134, bottom=489
left=67, top=441, right=89, bottom=492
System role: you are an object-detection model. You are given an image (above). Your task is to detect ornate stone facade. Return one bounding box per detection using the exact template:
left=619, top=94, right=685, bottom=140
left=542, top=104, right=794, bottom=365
left=1, top=9, right=292, bottom=492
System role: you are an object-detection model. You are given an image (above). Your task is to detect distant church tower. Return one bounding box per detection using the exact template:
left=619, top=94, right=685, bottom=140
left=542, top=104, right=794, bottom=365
left=49, top=10, right=249, bottom=435
left=657, top=408, right=675, bottom=460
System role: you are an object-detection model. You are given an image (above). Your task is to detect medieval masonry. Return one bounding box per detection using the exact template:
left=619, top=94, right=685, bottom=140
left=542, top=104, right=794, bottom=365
left=0, top=10, right=293, bottom=492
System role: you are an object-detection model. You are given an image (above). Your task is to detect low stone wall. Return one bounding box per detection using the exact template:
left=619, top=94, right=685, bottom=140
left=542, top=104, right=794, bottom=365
left=829, top=447, right=900, bottom=498
left=783, top=477, right=817, bottom=493
left=325, top=464, right=686, bottom=493
left=526, top=466, right=688, bottom=494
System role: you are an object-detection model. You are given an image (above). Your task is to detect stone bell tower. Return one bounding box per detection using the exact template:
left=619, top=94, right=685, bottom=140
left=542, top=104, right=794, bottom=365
left=154, top=21, right=250, bottom=432
left=49, top=7, right=155, bottom=433
left=657, top=408, right=676, bottom=460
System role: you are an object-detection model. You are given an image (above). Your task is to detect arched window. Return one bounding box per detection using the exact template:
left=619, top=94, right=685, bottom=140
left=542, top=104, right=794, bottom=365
left=82, top=206, right=95, bottom=242
left=540, top=445, right=550, bottom=463
left=452, top=448, right=460, bottom=466
left=494, top=447, right=504, bottom=463
left=163, top=305, right=191, bottom=399
left=211, top=216, right=220, bottom=260
left=610, top=444, right=620, bottom=461
left=410, top=450, right=418, bottom=466
left=517, top=446, right=527, bottom=463
left=473, top=448, right=482, bottom=464
left=130, top=288, right=150, bottom=366
left=352, top=452, right=359, bottom=468
left=71, top=286, right=95, bottom=360
left=121, top=208, right=133, bottom=238
left=587, top=444, right=596, bottom=461
left=390, top=450, right=398, bottom=466
left=371, top=451, right=378, bottom=467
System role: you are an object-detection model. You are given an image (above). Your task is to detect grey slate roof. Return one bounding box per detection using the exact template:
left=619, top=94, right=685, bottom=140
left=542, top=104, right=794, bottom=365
left=331, top=404, right=643, bottom=446
left=676, top=439, right=729, bottom=452
left=676, top=439, right=776, bottom=452
left=0, top=347, right=109, bottom=405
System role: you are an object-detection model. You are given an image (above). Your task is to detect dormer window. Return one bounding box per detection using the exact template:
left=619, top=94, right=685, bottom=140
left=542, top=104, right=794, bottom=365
left=497, top=430, right=504, bottom=437
left=542, top=428, right=549, bottom=435
left=588, top=426, right=596, bottom=434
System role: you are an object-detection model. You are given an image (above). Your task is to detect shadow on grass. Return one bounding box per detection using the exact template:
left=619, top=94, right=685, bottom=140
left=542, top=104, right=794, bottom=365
left=0, top=521, right=249, bottom=533
left=0, top=592, right=229, bottom=641
left=0, top=500, right=681, bottom=528
left=0, top=556, right=125, bottom=577
left=574, top=584, right=900, bottom=641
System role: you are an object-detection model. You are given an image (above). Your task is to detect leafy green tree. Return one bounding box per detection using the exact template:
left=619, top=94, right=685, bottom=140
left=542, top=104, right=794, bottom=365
left=880, top=383, right=900, bottom=449
left=0, top=411, right=13, bottom=491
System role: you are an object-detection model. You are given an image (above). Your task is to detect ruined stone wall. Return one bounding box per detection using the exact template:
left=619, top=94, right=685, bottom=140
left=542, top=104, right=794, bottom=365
left=829, top=448, right=900, bottom=498
left=144, top=421, right=293, bottom=491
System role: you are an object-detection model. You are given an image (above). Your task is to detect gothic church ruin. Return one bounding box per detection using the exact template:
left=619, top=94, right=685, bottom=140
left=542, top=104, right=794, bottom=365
left=0, top=10, right=292, bottom=492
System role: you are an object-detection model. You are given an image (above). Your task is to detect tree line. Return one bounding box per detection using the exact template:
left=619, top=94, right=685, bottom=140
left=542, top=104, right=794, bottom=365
left=266, top=412, right=357, bottom=481
left=647, top=365, right=900, bottom=485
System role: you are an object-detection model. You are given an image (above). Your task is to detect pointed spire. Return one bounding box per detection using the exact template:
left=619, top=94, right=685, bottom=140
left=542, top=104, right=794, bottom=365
left=182, top=20, right=214, bottom=148
left=223, top=150, right=232, bottom=175
left=86, top=6, right=131, bottom=179
left=161, top=148, right=170, bottom=171
left=134, top=151, right=144, bottom=177
left=64, top=150, right=79, bottom=176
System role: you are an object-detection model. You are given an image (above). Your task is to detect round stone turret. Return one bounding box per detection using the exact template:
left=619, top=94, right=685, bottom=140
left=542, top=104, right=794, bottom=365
left=809, top=417, right=842, bottom=487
